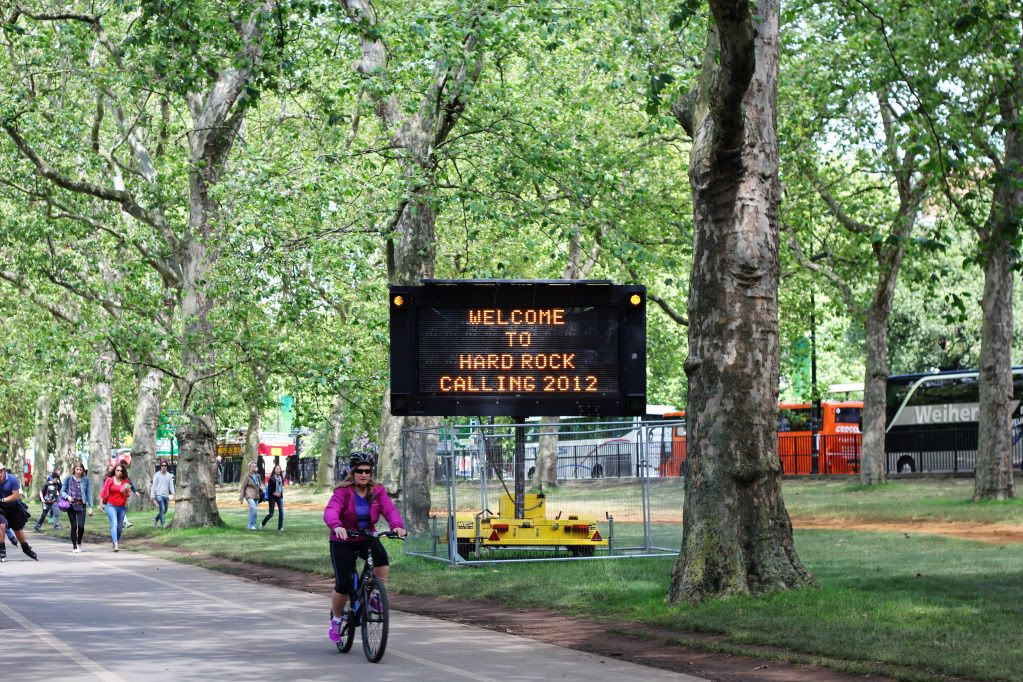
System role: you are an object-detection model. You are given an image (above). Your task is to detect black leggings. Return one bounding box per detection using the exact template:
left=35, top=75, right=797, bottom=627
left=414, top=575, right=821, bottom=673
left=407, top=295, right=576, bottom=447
left=66, top=507, right=86, bottom=549
left=329, top=539, right=388, bottom=594
left=261, top=496, right=284, bottom=529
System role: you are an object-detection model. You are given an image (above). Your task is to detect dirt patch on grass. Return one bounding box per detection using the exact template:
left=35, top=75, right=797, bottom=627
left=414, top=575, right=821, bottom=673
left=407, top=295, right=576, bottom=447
left=792, top=519, right=1023, bottom=544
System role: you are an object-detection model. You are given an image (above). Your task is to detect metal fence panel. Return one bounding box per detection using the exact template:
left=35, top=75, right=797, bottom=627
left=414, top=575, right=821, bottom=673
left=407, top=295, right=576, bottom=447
left=402, top=420, right=682, bottom=565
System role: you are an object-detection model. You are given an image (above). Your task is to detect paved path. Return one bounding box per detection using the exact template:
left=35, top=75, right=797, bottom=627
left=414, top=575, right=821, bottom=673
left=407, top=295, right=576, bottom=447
left=1, top=535, right=705, bottom=681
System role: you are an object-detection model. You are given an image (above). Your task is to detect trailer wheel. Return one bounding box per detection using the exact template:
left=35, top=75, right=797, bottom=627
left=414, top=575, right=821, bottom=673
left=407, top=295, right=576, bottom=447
left=568, top=545, right=595, bottom=557
left=896, top=456, right=916, bottom=474
left=456, top=539, right=473, bottom=560
left=590, top=463, right=604, bottom=478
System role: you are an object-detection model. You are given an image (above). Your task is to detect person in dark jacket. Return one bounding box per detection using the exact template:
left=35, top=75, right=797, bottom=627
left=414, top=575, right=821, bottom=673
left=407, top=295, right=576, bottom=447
left=34, top=468, right=62, bottom=531
left=261, top=464, right=285, bottom=531
left=0, top=461, right=38, bottom=562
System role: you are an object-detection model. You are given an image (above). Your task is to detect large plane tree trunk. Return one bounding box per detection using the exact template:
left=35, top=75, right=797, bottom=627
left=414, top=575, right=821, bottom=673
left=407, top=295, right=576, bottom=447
left=340, top=1, right=483, bottom=524
left=87, top=347, right=115, bottom=505
left=56, top=393, right=79, bottom=478
left=974, top=242, right=1016, bottom=499
left=318, top=394, right=344, bottom=486
left=30, top=393, right=50, bottom=499
left=129, top=367, right=163, bottom=509
left=859, top=264, right=903, bottom=485
left=667, top=0, right=813, bottom=602
left=973, top=84, right=1021, bottom=500
left=533, top=417, right=559, bottom=489
left=244, top=402, right=262, bottom=469
left=171, top=4, right=274, bottom=528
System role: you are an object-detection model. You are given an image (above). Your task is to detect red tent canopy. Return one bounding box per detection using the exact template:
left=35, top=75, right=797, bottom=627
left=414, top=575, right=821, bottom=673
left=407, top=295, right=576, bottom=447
left=258, top=442, right=296, bottom=457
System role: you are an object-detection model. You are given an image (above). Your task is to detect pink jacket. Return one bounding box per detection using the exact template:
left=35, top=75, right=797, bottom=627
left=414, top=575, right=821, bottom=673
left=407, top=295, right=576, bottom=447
left=323, top=484, right=403, bottom=542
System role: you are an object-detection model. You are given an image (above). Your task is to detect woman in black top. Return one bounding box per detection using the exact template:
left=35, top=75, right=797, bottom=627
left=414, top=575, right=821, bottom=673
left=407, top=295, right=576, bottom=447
left=261, top=464, right=285, bottom=531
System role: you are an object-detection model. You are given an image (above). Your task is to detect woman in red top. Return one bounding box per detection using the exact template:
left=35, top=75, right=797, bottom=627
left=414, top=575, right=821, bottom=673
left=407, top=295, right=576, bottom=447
left=100, top=462, right=132, bottom=551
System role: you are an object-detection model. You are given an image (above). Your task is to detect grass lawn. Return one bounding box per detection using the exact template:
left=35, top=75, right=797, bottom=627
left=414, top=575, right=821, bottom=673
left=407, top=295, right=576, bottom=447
left=98, top=478, right=1023, bottom=681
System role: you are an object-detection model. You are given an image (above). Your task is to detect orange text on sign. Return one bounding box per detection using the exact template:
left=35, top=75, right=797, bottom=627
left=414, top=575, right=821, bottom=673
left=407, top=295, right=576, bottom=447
left=457, top=353, right=576, bottom=370
left=467, top=309, right=565, bottom=325
left=438, top=375, right=598, bottom=393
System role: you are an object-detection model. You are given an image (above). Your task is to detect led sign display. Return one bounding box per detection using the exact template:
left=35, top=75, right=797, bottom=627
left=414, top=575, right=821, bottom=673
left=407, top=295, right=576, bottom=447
left=389, top=280, right=646, bottom=417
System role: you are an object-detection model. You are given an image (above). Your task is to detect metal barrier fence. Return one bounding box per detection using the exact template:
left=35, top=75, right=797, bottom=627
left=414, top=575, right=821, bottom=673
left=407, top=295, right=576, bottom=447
left=401, top=419, right=684, bottom=565
left=293, top=456, right=351, bottom=484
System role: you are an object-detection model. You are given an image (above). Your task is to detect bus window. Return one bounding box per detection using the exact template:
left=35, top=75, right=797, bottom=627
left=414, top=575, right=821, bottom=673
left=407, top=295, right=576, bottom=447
left=834, top=407, right=862, bottom=424
left=909, top=377, right=978, bottom=406
left=778, top=408, right=811, bottom=432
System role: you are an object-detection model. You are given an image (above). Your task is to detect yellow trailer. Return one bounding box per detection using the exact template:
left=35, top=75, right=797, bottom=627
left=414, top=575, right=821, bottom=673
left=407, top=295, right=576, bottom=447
left=451, top=492, right=607, bottom=559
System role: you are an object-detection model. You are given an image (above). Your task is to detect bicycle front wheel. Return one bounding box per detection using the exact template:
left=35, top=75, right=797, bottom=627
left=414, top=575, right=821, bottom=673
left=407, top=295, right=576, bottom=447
left=361, top=577, right=389, bottom=663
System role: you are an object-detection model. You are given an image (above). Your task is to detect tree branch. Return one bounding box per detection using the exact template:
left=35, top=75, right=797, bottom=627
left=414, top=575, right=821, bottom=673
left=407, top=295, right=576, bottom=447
left=804, top=165, right=874, bottom=234
left=0, top=269, right=79, bottom=326
left=708, top=0, right=755, bottom=160
left=783, top=223, right=864, bottom=315
left=2, top=123, right=171, bottom=233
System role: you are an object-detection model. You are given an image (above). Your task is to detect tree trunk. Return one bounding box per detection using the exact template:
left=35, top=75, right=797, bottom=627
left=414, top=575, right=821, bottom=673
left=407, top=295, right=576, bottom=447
left=30, top=393, right=50, bottom=499
left=533, top=416, right=559, bottom=489
left=973, top=244, right=1016, bottom=499
left=973, top=86, right=1021, bottom=500
left=859, top=270, right=901, bottom=484
left=244, top=402, right=262, bottom=465
left=668, top=0, right=813, bottom=602
left=343, top=0, right=480, bottom=524
left=171, top=235, right=223, bottom=527
left=87, top=347, right=115, bottom=505
left=318, top=394, right=344, bottom=486
left=171, top=415, right=221, bottom=527
left=129, top=367, right=163, bottom=509
left=55, top=393, right=78, bottom=478
left=377, top=390, right=400, bottom=492
left=388, top=195, right=441, bottom=530
left=404, top=422, right=438, bottom=535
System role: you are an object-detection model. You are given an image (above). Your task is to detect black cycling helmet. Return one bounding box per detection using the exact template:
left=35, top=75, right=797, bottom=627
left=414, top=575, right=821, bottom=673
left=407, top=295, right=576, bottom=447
left=349, top=452, right=376, bottom=470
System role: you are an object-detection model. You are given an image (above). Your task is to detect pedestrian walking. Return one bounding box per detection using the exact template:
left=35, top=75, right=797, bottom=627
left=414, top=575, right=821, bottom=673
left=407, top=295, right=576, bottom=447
left=239, top=462, right=264, bottom=530
left=100, top=462, right=133, bottom=551
left=61, top=462, right=93, bottom=553
left=33, top=468, right=62, bottom=532
left=261, top=464, right=285, bottom=531
left=0, top=461, right=38, bottom=562
left=151, top=460, right=175, bottom=528
left=105, top=462, right=142, bottom=528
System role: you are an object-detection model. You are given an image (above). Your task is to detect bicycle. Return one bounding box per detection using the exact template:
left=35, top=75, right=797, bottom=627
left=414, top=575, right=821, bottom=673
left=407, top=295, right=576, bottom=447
left=334, top=529, right=401, bottom=663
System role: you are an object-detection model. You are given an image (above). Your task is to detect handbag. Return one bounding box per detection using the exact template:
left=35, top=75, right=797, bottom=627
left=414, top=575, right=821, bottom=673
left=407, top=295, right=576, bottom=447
left=58, top=497, right=71, bottom=511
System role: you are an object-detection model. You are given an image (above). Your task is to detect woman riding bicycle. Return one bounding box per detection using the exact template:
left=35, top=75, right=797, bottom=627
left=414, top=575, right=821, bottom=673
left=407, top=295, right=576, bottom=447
left=323, top=452, right=406, bottom=644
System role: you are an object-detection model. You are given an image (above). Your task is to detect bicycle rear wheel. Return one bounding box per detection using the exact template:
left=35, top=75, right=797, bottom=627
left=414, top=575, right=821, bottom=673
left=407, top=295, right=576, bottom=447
left=336, top=603, right=355, bottom=654
left=361, top=578, right=389, bottom=662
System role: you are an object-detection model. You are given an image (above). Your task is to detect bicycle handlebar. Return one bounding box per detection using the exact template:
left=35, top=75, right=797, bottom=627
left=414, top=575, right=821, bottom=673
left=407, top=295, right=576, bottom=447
left=341, top=529, right=404, bottom=540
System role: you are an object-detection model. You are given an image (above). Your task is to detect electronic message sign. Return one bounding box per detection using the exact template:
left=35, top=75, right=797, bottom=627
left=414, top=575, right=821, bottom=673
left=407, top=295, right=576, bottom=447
left=389, top=280, right=646, bottom=417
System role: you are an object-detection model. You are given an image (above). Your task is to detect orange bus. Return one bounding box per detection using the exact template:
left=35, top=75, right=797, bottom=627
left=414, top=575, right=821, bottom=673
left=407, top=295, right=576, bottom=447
left=659, top=401, right=863, bottom=476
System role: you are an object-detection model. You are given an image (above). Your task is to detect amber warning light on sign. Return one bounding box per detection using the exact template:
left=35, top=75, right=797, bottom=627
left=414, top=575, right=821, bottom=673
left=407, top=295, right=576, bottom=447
left=389, top=280, right=646, bottom=417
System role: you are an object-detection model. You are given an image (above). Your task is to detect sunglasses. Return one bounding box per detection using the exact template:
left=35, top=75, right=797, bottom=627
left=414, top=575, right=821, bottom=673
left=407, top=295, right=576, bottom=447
left=353, top=468, right=372, bottom=475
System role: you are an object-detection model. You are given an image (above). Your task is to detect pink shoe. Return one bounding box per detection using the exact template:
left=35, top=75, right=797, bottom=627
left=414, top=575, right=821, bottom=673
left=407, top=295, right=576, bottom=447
left=328, top=617, right=344, bottom=643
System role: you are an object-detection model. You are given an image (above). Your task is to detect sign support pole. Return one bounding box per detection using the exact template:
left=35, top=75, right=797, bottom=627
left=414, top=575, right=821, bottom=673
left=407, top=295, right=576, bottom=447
left=514, top=416, right=526, bottom=519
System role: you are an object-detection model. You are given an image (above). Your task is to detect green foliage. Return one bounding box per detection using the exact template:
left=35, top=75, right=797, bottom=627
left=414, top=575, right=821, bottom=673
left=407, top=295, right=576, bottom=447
left=0, top=0, right=1019, bottom=452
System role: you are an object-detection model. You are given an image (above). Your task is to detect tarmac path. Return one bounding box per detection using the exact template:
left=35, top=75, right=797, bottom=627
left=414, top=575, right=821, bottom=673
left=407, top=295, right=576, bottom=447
left=0, top=534, right=705, bottom=682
